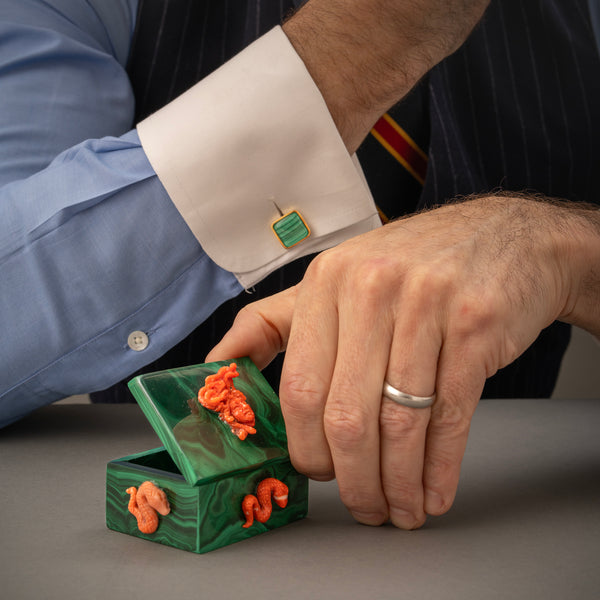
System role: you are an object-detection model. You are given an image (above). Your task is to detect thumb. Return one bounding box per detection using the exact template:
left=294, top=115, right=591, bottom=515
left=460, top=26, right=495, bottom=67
left=205, top=286, right=298, bottom=370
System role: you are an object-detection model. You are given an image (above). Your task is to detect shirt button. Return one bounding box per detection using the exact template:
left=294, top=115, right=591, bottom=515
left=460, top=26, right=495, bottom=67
left=127, top=331, right=149, bottom=351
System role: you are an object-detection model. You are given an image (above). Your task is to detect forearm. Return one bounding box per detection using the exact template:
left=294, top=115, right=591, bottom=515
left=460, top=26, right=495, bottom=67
left=0, top=1, right=239, bottom=423
left=283, top=0, right=490, bottom=152
left=0, top=131, right=242, bottom=427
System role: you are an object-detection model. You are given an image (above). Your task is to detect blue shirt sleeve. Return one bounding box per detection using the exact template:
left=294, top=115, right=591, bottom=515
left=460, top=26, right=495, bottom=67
left=0, top=0, right=242, bottom=427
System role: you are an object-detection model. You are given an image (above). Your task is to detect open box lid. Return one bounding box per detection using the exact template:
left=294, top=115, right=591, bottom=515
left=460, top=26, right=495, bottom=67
left=127, top=357, right=289, bottom=487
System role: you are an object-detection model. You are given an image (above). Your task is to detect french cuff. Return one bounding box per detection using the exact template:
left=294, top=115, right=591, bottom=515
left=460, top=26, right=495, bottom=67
left=137, top=26, right=380, bottom=289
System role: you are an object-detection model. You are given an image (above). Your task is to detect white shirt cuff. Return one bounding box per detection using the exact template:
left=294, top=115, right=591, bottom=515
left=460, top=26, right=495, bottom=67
left=137, top=26, right=380, bottom=289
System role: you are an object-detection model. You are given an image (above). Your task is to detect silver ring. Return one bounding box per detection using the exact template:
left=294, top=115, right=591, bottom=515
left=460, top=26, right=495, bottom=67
left=382, top=382, right=435, bottom=408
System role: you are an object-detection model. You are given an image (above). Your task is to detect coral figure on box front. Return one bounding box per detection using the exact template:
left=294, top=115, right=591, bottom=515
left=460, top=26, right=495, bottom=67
left=242, top=478, right=289, bottom=528
left=126, top=481, right=171, bottom=534
left=198, top=363, right=256, bottom=440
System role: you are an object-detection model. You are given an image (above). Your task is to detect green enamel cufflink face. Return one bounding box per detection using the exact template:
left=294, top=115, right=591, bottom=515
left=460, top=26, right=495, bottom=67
left=271, top=210, right=310, bottom=248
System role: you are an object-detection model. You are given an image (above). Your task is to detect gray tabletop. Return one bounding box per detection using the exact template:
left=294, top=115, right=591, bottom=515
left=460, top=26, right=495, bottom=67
left=2, top=399, right=600, bottom=600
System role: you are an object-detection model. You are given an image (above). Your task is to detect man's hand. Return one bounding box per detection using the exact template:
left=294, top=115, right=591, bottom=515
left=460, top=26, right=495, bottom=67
left=207, top=195, right=600, bottom=528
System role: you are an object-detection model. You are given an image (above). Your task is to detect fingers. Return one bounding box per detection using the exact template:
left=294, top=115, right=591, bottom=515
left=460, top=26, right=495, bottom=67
left=279, top=264, right=340, bottom=481
left=279, top=251, right=479, bottom=530
left=208, top=271, right=484, bottom=532
left=205, top=286, right=297, bottom=370
left=422, top=338, right=486, bottom=516
left=380, top=306, right=441, bottom=529
left=206, top=197, right=553, bottom=532
left=379, top=288, right=488, bottom=527
left=321, top=274, right=393, bottom=525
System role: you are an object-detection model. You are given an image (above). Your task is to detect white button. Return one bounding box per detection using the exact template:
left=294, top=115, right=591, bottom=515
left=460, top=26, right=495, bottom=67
left=127, top=331, right=149, bottom=351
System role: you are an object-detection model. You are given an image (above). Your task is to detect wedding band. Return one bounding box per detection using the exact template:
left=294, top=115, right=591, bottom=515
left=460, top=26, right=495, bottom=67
left=382, top=382, right=435, bottom=408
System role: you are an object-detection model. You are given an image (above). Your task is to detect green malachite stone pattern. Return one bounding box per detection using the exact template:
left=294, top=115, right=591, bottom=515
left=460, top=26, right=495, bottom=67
left=106, top=450, right=307, bottom=553
left=105, top=358, right=309, bottom=553
left=127, top=357, right=289, bottom=486
left=272, top=211, right=310, bottom=248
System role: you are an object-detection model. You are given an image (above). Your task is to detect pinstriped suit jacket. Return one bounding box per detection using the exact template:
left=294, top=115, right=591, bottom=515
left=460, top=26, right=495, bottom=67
left=92, top=0, right=600, bottom=403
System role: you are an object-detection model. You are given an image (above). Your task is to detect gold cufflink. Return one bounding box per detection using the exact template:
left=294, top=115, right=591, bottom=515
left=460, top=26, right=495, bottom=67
left=271, top=209, right=310, bottom=249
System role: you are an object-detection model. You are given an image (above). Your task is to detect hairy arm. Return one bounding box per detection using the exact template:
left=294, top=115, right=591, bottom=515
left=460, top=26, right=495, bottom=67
left=283, top=0, right=490, bottom=151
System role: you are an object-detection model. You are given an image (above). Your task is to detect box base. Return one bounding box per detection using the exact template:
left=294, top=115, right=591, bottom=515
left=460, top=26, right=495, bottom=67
left=106, top=448, right=308, bottom=553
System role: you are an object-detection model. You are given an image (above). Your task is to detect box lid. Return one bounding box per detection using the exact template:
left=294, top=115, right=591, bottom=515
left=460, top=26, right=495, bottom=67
left=127, top=357, right=289, bottom=487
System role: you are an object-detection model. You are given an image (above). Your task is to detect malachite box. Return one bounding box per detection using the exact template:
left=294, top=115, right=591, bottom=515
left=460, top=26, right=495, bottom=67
left=106, top=357, right=308, bottom=553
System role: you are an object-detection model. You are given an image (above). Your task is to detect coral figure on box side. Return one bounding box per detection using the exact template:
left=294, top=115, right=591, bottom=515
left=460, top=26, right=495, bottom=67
left=126, top=481, right=171, bottom=534
left=242, top=478, right=289, bottom=528
left=198, top=363, right=256, bottom=440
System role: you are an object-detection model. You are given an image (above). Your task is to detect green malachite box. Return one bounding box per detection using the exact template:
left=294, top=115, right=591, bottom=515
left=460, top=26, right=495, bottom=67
left=106, top=358, right=308, bottom=553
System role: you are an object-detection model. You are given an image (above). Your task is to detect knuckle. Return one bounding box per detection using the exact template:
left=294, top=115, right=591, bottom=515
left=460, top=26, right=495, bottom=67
left=349, top=259, right=401, bottom=309
left=291, top=452, right=334, bottom=481
left=450, top=295, right=498, bottom=339
left=409, top=264, right=455, bottom=295
left=395, top=267, right=456, bottom=317
left=280, top=372, right=326, bottom=417
left=430, top=402, right=471, bottom=438
left=337, top=486, right=380, bottom=514
left=353, top=258, right=396, bottom=289
left=235, top=304, right=283, bottom=350
left=236, top=301, right=258, bottom=317
left=232, top=303, right=260, bottom=328
left=379, top=402, right=425, bottom=441
left=384, top=480, right=423, bottom=509
left=308, top=251, right=400, bottom=305
left=423, top=452, right=457, bottom=483
left=323, top=401, right=372, bottom=447
left=304, top=249, right=344, bottom=282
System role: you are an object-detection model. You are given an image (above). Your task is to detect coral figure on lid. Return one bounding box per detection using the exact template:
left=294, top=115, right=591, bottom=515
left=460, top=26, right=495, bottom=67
left=242, top=478, right=289, bottom=528
left=198, top=363, right=256, bottom=440
left=126, top=481, right=171, bottom=534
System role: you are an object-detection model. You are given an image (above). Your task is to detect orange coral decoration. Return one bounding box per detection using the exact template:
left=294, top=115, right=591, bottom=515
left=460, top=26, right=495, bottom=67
left=198, top=363, right=256, bottom=440
left=242, top=478, right=289, bottom=528
left=126, top=481, right=171, bottom=534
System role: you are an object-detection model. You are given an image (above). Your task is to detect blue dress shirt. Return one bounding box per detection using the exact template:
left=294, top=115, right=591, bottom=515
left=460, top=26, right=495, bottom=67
left=0, top=0, right=242, bottom=426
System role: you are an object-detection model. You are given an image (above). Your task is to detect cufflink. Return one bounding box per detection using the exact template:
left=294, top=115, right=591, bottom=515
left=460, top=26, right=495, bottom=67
left=271, top=210, right=311, bottom=249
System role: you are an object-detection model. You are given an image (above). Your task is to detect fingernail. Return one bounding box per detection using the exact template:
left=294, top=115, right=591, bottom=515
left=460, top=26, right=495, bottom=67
left=389, top=508, right=420, bottom=530
left=351, top=511, right=387, bottom=526
left=425, top=490, right=444, bottom=515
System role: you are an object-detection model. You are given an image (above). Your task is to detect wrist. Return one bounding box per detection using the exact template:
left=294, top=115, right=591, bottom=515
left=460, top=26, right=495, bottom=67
left=556, top=203, right=600, bottom=337
left=283, top=4, right=416, bottom=152
left=283, top=0, right=490, bottom=152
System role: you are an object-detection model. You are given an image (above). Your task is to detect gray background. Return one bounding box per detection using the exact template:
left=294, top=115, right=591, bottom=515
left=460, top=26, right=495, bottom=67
left=553, top=326, right=600, bottom=398
left=3, top=399, right=600, bottom=600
